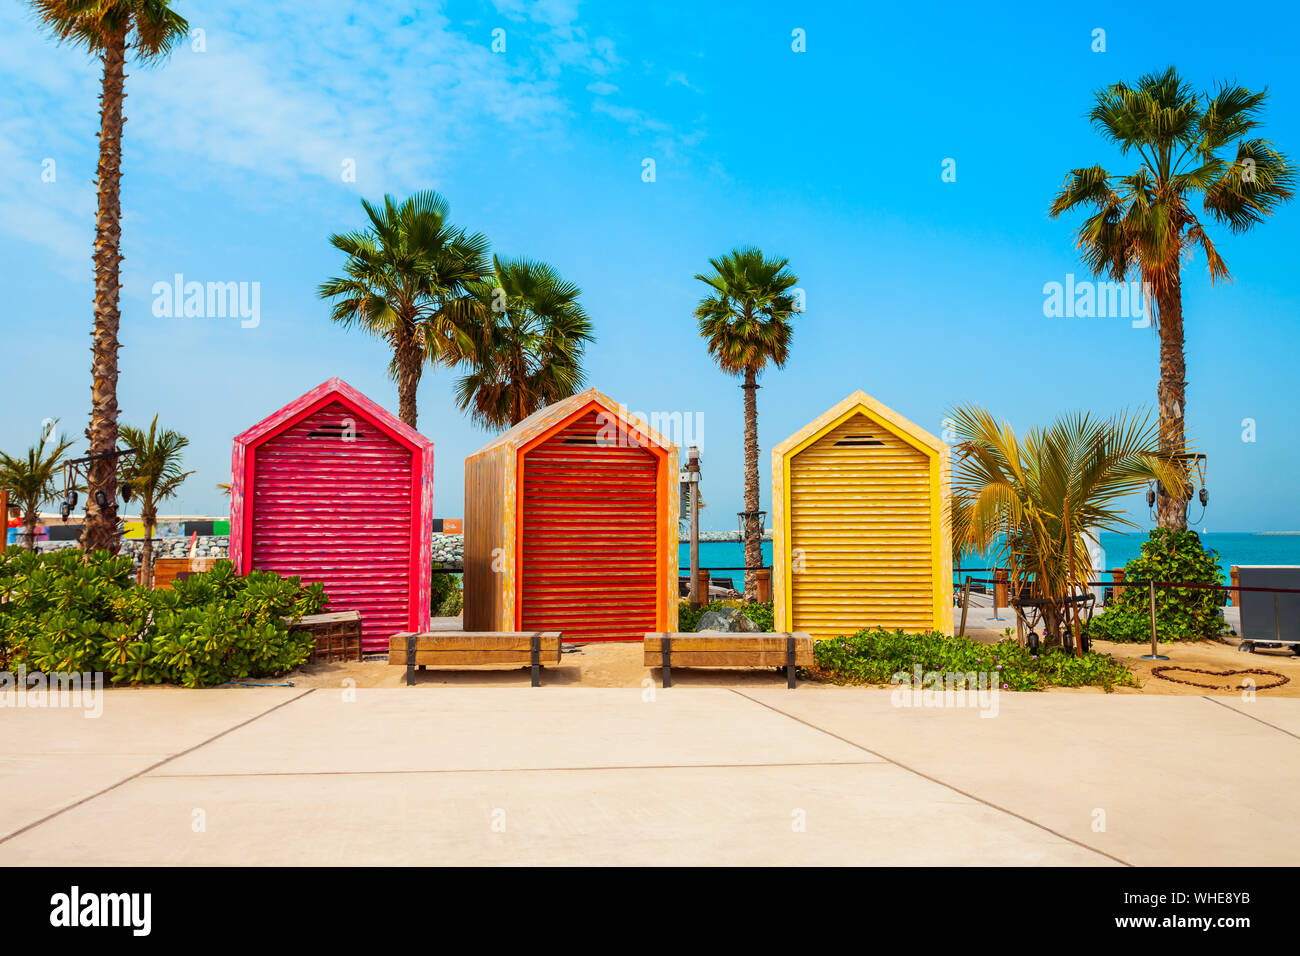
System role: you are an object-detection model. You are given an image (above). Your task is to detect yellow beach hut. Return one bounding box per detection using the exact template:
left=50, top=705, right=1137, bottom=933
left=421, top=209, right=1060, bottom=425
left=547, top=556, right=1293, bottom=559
left=772, top=391, right=953, bottom=638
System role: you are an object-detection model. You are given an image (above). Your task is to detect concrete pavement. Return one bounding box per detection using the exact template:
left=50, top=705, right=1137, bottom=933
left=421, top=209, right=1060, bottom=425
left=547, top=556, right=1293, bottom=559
left=1, top=683, right=1296, bottom=865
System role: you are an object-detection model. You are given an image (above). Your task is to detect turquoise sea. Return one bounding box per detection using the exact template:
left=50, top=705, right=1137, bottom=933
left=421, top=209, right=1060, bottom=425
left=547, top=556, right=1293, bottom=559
left=679, top=533, right=1300, bottom=585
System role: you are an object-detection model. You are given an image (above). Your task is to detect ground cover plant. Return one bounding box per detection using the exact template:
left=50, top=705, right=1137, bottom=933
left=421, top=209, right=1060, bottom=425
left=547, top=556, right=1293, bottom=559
left=811, top=626, right=1139, bottom=692
left=0, top=548, right=326, bottom=687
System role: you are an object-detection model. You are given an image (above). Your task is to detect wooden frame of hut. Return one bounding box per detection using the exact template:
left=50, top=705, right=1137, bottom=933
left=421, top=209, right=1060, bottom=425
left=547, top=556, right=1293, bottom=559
left=230, top=377, right=435, bottom=652
left=772, top=391, right=952, bottom=638
left=463, top=388, right=679, bottom=641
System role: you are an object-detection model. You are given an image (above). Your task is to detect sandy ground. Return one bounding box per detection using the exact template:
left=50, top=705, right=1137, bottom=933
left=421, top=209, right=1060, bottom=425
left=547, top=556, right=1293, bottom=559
left=272, top=616, right=1300, bottom=697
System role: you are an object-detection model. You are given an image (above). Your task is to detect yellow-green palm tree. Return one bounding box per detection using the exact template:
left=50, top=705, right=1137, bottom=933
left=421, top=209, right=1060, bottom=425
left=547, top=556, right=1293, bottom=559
left=949, top=405, right=1185, bottom=654
left=119, top=416, right=193, bottom=586
left=0, top=424, right=76, bottom=551
left=694, top=247, right=801, bottom=600
left=1050, top=67, right=1293, bottom=529
left=30, top=1, right=191, bottom=554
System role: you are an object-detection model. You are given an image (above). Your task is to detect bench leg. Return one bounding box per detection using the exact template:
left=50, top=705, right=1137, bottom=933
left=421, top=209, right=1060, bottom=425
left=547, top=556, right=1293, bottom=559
left=530, top=633, right=541, bottom=687
left=786, top=636, right=796, bottom=689
left=662, top=635, right=672, bottom=688
left=406, top=637, right=415, bottom=687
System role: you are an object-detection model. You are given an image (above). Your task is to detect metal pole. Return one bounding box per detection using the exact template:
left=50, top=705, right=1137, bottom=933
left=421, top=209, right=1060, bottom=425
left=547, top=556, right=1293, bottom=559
left=687, top=446, right=701, bottom=608
left=1141, top=581, right=1169, bottom=660
left=958, top=577, right=971, bottom=638
left=990, top=568, right=1005, bottom=622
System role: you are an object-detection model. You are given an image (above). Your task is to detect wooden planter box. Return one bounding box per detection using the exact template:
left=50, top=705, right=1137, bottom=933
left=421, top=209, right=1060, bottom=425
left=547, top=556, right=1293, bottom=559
left=291, top=610, right=364, bottom=663
left=145, top=557, right=219, bottom=589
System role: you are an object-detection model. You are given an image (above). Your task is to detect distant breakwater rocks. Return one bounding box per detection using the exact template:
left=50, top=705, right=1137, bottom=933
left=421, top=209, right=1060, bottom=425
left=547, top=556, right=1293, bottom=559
left=27, top=528, right=769, bottom=573
left=34, top=536, right=230, bottom=560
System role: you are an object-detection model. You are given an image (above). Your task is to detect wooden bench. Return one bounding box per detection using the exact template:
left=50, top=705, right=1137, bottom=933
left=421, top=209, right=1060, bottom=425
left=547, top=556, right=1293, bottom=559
left=291, top=610, right=364, bottom=663
left=644, top=632, right=814, bottom=688
left=389, top=631, right=562, bottom=686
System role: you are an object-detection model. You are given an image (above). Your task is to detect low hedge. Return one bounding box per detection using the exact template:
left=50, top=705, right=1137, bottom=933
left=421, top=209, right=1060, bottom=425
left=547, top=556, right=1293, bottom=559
left=677, top=600, right=773, bottom=632
left=0, top=548, right=326, bottom=687
left=811, top=627, right=1139, bottom=692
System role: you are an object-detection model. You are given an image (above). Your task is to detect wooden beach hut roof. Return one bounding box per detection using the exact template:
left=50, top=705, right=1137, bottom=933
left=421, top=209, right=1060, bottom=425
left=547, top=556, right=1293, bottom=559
left=470, top=387, right=678, bottom=456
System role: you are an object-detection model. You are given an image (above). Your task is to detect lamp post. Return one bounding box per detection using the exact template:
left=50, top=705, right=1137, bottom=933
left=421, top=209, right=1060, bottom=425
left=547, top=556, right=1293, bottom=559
left=682, top=447, right=702, bottom=607
left=59, top=447, right=139, bottom=547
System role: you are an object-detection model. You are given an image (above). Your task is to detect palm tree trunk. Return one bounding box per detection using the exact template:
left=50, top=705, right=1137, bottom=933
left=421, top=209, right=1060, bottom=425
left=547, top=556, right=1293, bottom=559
left=1155, top=276, right=1188, bottom=530
left=83, top=29, right=128, bottom=555
left=21, top=509, right=37, bottom=552
left=742, top=367, right=760, bottom=601
left=142, top=510, right=155, bottom=588
left=394, top=325, right=423, bottom=428
left=511, top=350, right=526, bottom=425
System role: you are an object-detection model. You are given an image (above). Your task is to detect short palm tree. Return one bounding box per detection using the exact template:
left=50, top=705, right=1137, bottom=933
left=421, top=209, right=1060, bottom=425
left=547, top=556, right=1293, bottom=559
left=318, top=191, right=490, bottom=428
left=119, top=417, right=193, bottom=587
left=0, top=425, right=76, bottom=551
left=30, top=1, right=190, bottom=554
left=694, top=247, right=800, bottom=600
left=1050, top=67, right=1293, bottom=529
left=452, top=256, right=593, bottom=428
left=949, top=405, right=1186, bottom=654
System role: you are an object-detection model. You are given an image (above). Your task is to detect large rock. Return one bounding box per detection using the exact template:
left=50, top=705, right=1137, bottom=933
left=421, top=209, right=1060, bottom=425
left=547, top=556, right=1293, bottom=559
left=695, top=607, right=758, bottom=633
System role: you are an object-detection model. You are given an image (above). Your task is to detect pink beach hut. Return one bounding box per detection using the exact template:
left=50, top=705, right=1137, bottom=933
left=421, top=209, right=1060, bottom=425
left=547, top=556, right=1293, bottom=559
left=230, top=378, right=434, bottom=652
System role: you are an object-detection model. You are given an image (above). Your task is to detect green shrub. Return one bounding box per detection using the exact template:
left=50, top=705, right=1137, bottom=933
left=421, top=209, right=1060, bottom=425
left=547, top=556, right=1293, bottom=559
left=0, top=548, right=327, bottom=687
left=677, top=599, right=773, bottom=632
left=812, top=626, right=1138, bottom=692
left=1085, top=529, right=1227, bottom=643
left=430, top=565, right=463, bottom=617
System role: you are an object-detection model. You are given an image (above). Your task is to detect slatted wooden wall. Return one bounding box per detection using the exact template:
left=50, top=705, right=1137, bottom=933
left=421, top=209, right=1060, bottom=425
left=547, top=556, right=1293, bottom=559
left=463, top=389, right=679, bottom=639
left=520, top=410, right=659, bottom=641
left=463, top=442, right=511, bottom=632
left=773, top=392, right=952, bottom=638
left=231, top=378, right=434, bottom=652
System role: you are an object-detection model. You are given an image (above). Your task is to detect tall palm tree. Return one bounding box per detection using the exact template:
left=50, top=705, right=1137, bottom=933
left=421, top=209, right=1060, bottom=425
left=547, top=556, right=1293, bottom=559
left=694, top=247, right=800, bottom=601
left=1050, top=67, right=1293, bottom=529
left=30, top=1, right=190, bottom=554
left=0, top=425, right=76, bottom=551
left=318, top=191, right=490, bottom=428
left=452, top=256, right=593, bottom=428
left=119, top=416, right=193, bottom=586
left=949, top=405, right=1185, bottom=654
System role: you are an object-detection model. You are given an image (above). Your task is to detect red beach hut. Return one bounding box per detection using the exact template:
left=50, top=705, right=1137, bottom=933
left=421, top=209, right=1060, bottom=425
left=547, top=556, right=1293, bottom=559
left=230, top=378, right=434, bottom=651
left=462, top=388, right=679, bottom=641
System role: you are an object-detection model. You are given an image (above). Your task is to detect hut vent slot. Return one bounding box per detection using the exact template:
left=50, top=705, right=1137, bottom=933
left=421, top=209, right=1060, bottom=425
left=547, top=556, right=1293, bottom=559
left=307, top=423, right=364, bottom=439
left=834, top=435, right=884, bottom=447
left=562, top=437, right=600, bottom=445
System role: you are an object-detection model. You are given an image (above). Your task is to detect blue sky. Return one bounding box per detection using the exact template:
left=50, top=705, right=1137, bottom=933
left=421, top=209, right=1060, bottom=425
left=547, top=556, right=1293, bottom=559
left=2, top=0, right=1298, bottom=530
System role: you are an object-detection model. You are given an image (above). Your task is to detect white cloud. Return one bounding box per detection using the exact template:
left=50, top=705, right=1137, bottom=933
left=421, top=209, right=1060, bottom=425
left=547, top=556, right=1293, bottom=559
left=0, top=0, right=708, bottom=268
left=666, top=71, right=702, bottom=93
left=0, top=2, right=568, bottom=267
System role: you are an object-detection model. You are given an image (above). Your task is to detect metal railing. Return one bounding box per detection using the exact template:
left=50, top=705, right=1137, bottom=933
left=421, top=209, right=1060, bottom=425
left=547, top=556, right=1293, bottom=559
left=955, top=573, right=1300, bottom=661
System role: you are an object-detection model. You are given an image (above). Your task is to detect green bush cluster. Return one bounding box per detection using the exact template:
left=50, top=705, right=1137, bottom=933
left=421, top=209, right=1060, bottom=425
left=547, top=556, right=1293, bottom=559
left=0, top=548, right=327, bottom=687
left=1085, top=529, right=1227, bottom=643
left=811, top=627, right=1138, bottom=692
left=430, top=565, right=463, bottom=617
left=677, top=599, right=773, bottom=632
